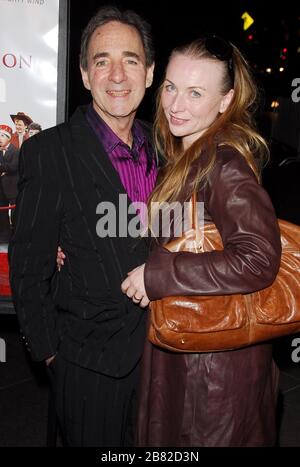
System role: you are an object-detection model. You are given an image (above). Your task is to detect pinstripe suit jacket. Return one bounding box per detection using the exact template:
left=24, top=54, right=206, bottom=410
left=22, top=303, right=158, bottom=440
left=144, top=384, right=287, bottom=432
left=9, top=106, right=155, bottom=377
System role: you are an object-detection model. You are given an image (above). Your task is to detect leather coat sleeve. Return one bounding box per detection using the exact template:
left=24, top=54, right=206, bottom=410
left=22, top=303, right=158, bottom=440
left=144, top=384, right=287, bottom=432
left=144, top=148, right=282, bottom=300
left=8, top=136, right=63, bottom=361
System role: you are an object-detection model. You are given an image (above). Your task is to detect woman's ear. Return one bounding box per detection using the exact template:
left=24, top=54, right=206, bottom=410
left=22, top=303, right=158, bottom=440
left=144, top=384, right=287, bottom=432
left=219, top=89, right=234, bottom=114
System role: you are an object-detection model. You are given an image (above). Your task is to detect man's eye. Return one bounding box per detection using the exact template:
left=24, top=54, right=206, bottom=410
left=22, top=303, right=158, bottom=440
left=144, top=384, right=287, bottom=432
left=96, top=60, right=107, bottom=67
left=126, top=59, right=138, bottom=65
left=191, top=90, right=201, bottom=97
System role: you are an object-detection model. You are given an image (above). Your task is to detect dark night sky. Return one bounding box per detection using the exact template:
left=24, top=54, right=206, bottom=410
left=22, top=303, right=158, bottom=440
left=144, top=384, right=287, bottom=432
left=68, top=0, right=300, bottom=120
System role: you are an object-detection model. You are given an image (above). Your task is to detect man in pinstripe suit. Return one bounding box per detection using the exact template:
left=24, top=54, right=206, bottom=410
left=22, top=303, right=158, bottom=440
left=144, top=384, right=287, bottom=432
left=9, top=6, right=156, bottom=447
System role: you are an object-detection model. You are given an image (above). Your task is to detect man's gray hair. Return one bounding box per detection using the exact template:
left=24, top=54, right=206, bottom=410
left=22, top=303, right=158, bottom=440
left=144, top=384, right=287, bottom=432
left=80, top=5, right=155, bottom=70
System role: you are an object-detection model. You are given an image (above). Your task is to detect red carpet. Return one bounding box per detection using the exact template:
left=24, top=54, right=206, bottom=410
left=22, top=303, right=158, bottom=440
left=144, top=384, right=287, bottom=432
left=0, top=250, right=11, bottom=296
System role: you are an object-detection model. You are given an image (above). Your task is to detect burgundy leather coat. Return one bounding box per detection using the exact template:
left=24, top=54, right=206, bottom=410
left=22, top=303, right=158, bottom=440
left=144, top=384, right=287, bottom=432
left=136, top=146, right=281, bottom=447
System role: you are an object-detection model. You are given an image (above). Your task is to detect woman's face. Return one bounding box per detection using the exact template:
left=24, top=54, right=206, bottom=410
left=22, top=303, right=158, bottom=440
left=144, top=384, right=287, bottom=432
left=161, top=53, right=233, bottom=149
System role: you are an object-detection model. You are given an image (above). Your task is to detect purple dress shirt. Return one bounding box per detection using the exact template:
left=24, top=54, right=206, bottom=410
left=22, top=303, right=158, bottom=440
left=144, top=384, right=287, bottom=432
left=86, top=105, right=157, bottom=206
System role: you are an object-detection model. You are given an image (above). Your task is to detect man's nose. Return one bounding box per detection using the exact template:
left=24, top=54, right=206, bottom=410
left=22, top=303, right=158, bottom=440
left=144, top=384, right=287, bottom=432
left=109, top=62, right=126, bottom=83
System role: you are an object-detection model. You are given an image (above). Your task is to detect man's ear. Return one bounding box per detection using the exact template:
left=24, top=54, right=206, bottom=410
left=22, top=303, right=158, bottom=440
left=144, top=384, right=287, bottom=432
left=80, top=66, right=91, bottom=91
left=219, top=88, right=234, bottom=113
left=146, top=63, right=155, bottom=89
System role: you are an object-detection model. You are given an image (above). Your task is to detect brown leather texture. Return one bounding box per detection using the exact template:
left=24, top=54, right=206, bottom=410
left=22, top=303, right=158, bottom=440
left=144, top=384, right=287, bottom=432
left=149, top=214, right=300, bottom=352
left=145, top=147, right=281, bottom=302
left=141, top=148, right=280, bottom=446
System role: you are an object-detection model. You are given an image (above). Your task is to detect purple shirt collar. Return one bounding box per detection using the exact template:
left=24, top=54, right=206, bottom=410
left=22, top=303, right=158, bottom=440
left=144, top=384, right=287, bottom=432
left=86, top=104, right=147, bottom=157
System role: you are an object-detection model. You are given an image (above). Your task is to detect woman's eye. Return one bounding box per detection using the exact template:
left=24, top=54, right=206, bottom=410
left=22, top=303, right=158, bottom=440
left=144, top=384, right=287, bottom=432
left=165, top=84, right=175, bottom=92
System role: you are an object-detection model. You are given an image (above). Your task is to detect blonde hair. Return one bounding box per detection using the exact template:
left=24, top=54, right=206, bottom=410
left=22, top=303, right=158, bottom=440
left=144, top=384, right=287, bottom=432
left=149, top=38, right=269, bottom=211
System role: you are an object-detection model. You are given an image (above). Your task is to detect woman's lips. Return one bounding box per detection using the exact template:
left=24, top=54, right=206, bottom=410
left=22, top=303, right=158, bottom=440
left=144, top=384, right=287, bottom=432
left=169, top=115, right=188, bottom=126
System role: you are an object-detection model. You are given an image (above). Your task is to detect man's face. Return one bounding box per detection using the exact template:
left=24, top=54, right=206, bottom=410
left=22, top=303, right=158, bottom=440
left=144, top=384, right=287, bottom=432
left=28, top=129, right=40, bottom=137
left=81, top=21, right=154, bottom=128
left=0, top=133, right=10, bottom=149
left=14, top=119, right=26, bottom=134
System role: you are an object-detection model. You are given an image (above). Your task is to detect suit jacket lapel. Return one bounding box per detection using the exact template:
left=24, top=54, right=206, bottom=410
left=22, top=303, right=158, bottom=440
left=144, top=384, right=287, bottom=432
left=69, top=107, right=127, bottom=201
left=68, top=107, right=148, bottom=250
left=64, top=106, right=151, bottom=263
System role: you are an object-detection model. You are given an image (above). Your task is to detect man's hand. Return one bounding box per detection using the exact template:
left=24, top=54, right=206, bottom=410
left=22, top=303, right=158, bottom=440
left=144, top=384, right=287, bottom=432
left=45, top=355, right=56, bottom=367
left=121, top=264, right=150, bottom=308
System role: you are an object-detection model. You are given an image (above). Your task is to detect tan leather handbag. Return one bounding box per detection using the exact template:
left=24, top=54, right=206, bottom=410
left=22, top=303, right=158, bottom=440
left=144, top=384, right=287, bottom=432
left=148, top=193, right=300, bottom=352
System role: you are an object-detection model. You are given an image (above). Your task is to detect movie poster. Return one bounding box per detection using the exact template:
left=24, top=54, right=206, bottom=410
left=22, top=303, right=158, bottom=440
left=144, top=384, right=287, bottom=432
left=0, top=0, right=64, bottom=297
left=0, top=0, right=61, bottom=130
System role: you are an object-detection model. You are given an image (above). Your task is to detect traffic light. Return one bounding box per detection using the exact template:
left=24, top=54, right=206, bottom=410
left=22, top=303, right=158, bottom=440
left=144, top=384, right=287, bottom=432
left=241, top=12, right=254, bottom=31
left=280, top=47, right=288, bottom=61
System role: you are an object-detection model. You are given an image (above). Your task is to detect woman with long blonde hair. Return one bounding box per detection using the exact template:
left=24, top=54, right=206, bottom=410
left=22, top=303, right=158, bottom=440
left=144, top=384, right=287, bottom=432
left=122, top=36, right=281, bottom=446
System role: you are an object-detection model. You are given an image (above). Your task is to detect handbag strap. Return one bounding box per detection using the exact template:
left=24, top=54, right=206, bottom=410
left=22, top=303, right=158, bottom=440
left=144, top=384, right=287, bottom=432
left=191, top=191, right=197, bottom=230
left=190, top=191, right=202, bottom=249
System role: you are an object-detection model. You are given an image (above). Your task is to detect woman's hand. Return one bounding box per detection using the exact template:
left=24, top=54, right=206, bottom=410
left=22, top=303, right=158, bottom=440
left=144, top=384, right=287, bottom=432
left=57, top=246, right=66, bottom=272
left=121, top=264, right=150, bottom=308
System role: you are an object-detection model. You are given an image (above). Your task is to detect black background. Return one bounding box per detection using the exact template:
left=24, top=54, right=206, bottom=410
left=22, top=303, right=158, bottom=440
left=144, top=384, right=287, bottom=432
left=68, top=0, right=300, bottom=121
